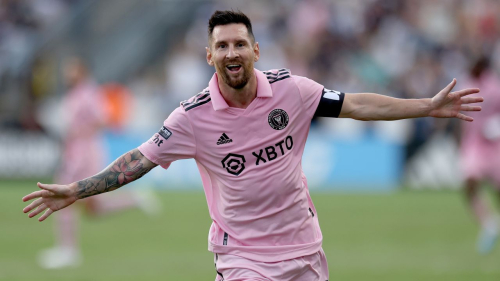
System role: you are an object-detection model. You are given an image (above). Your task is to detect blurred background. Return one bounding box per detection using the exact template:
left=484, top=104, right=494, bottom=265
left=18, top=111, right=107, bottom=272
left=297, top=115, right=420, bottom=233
left=1, top=0, right=500, bottom=280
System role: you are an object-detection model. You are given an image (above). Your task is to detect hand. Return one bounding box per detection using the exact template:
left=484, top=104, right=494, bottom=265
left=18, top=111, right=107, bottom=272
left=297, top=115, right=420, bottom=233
left=22, top=182, right=78, bottom=222
left=429, top=79, right=483, bottom=122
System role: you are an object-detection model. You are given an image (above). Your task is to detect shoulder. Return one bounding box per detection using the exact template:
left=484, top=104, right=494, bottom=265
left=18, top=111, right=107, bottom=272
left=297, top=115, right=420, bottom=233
left=180, top=88, right=212, bottom=112
left=261, top=68, right=314, bottom=89
left=262, top=68, right=292, bottom=84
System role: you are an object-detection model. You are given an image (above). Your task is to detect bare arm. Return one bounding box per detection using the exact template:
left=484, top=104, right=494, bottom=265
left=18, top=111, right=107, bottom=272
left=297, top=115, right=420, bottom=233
left=22, top=148, right=157, bottom=221
left=339, top=94, right=432, bottom=121
left=339, top=79, right=483, bottom=121
left=76, top=148, right=156, bottom=198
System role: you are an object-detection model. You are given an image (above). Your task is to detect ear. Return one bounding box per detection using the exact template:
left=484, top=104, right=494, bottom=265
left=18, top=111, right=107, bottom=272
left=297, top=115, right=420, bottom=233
left=206, top=47, right=214, bottom=66
left=253, top=42, right=260, bottom=62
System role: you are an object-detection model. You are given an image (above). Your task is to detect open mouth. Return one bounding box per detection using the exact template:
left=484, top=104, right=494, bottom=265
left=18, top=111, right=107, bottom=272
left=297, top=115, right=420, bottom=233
left=226, top=64, right=242, bottom=73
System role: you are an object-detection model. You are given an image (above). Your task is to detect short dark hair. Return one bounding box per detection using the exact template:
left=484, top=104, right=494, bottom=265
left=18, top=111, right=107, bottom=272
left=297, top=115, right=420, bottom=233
left=208, top=10, right=255, bottom=43
left=470, top=55, right=490, bottom=78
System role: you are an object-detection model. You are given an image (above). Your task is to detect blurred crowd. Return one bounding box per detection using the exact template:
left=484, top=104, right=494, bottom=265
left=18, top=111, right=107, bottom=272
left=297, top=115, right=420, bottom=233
left=0, top=0, right=73, bottom=76
left=0, top=0, right=82, bottom=130
left=165, top=0, right=500, bottom=160
left=1, top=0, right=500, bottom=155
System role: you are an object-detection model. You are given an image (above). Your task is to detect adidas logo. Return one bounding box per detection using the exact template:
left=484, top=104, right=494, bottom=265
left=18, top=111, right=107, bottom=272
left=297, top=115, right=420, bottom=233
left=217, top=133, right=233, bottom=145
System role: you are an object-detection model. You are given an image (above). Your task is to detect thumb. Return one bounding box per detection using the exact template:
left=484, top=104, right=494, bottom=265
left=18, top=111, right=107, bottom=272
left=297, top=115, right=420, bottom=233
left=37, top=182, right=57, bottom=192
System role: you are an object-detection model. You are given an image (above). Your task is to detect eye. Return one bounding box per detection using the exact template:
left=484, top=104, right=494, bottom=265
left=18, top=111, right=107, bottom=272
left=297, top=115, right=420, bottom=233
left=238, top=43, right=245, bottom=47
left=218, top=44, right=226, bottom=49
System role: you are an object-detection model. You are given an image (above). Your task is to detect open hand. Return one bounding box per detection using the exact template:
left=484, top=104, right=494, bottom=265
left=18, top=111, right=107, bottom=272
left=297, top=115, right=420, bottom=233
left=429, top=79, right=483, bottom=122
left=22, top=182, right=77, bottom=222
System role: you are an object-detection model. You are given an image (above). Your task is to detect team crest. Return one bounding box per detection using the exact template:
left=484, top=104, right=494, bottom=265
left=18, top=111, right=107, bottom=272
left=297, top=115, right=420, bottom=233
left=268, top=109, right=289, bottom=130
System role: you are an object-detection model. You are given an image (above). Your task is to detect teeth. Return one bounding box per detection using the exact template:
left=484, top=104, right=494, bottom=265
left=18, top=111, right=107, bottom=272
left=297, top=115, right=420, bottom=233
left=227, top=65, right=240, bottom=68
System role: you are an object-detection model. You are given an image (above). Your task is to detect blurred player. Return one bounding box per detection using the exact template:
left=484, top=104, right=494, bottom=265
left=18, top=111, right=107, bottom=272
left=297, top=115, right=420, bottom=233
left=23, top=11, right=482, bottom=279
left=461, top=56, right=500, bottom=254
left=38, top=57, right=159, bottom=269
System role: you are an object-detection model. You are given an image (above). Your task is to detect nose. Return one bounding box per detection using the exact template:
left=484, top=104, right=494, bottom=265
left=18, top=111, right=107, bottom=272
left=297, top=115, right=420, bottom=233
left=226, top=45, right=239, bottom=60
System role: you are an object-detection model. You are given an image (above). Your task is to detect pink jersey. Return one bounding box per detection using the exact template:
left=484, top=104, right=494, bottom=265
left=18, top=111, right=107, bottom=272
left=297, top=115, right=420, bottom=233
left=139, top=69, right=330, bottom=262
left=460, top=71, right=500, bottom=183
left=58, top=80, right=106, bottom=184
left=461, top=71, right=500, bottom=141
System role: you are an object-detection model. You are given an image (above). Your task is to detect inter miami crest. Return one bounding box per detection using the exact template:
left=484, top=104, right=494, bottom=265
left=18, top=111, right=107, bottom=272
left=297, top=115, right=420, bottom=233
left=268, top=109, right=289, bottom=130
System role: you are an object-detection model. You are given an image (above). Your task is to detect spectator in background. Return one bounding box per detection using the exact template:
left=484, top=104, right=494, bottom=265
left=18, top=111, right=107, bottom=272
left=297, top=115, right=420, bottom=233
left=38, top=57, right=159, bottom=269
left=461, top=56, right=500, bottom=254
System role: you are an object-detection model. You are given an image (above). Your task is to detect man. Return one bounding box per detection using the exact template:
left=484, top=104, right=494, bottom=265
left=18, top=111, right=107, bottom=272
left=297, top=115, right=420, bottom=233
left=460, top=56, right=500, bottom=254
left=23, top=11, right=482, bottom=280
left=38, top=57, right=157, bottom=269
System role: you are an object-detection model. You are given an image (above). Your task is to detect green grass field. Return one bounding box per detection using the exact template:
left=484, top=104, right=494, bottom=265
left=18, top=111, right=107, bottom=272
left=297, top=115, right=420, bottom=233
left=1, top=180, right=499, bottom=280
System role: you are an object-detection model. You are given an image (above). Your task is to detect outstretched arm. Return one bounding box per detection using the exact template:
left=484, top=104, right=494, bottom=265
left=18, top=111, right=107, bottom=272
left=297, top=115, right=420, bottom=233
left=339, top=79, right=483, bottom=121
left=22, top=148, right=157, bottom=221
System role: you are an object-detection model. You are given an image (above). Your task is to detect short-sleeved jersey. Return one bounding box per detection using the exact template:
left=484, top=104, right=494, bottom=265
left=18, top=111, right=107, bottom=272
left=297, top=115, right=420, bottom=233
left=139, top=69, right=343, bottom=262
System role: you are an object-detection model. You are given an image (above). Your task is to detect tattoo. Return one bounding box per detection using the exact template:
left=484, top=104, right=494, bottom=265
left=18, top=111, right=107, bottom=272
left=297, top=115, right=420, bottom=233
left=76, top=149, right=156, bottom=199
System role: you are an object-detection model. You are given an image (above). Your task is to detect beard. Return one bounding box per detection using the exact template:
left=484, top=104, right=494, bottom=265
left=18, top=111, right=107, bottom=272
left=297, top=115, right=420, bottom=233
left=218, top=62, right=253, bottom=89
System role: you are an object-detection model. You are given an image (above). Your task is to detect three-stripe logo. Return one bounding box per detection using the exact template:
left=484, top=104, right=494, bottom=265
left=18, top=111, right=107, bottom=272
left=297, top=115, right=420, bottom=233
left=217, top=133, right=233, bottom=145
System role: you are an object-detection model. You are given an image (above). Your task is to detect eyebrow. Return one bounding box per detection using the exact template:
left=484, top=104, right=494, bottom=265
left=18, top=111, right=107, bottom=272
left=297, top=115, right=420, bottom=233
left=214, top=40, right=227, bottom=45
left=214, top=38, right=249, bottom=46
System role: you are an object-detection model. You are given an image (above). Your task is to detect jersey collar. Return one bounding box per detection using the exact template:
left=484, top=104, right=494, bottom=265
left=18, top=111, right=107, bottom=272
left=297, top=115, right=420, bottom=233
left=209, top=69, right=273, bottom=111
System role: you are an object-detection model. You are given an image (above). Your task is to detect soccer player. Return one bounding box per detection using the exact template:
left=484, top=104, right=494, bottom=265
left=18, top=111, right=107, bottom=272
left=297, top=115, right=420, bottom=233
left=23, top=11, right=482, bottom=280
left=460, top=56, right=500, bottom=254
left=38, top=57, right=158, bottom=269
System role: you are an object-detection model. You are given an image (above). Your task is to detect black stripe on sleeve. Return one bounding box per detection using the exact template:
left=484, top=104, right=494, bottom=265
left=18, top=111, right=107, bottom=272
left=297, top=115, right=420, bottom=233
left=313, top=88, right=345, bottom=118
left=269, top=75, right=291, bottom=84
left=264, top=69, right=291, bottom=84
left=184, top=98, right=211, bottom=111
left=264, top=70, right=288, bottom=78
left=181, top=91, right=210, bottom=108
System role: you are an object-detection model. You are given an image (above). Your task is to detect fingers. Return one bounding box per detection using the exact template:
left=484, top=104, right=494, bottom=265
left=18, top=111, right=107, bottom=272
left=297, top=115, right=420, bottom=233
left=23, top=198, right=43, bottom=213
left=443, top=79, right=457, bottom=94
left=37, top=182, right=58, bottom=192
left=22, top=190, right=46, bottom=202
left=28, top=203, right=48, bottom=218
left=457, top=113, right=473, bottom=122
left=460, top=105, right=482, bottom=111
left=455, top=88, right=481, bottom=97
left=39, top=209, right=54, bottom=222
left=23, top=182, right=59, bottom=202
left=461, top=96, right=484, bottom=104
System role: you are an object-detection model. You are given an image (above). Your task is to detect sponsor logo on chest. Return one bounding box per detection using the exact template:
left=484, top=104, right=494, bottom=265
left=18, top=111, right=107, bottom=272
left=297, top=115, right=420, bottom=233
left=220, top=135, right=293, bottom=176
left=218, top=109, right=293, bottom=176
left=252, top=135, right=293, bottom=166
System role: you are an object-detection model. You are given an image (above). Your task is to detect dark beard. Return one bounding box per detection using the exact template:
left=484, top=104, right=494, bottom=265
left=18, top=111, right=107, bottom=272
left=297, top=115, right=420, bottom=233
left=220, top=65, right=252, bottom=89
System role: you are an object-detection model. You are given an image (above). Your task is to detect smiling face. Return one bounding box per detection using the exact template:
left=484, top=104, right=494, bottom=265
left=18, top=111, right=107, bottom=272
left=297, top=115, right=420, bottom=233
left=206, top=23, right=259, bottom=90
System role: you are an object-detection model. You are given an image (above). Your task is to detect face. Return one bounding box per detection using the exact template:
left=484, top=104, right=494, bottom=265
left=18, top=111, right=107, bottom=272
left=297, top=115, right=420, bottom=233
left=206, top=23, right=259, bottom=89
left=63, top=58, right=86, bottom=88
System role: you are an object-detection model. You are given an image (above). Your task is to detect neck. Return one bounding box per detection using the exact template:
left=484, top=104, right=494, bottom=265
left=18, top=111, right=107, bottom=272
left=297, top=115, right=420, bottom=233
left=218, top=73, right=257, bottom=109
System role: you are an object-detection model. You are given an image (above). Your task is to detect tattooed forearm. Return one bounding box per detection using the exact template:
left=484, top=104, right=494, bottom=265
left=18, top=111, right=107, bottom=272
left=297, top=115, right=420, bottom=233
left=76, top=149, right=157, bottom=199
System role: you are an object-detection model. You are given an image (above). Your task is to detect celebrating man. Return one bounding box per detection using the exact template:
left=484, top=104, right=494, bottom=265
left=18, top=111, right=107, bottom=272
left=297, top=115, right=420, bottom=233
left=23, top=10, right=482, bottom=280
